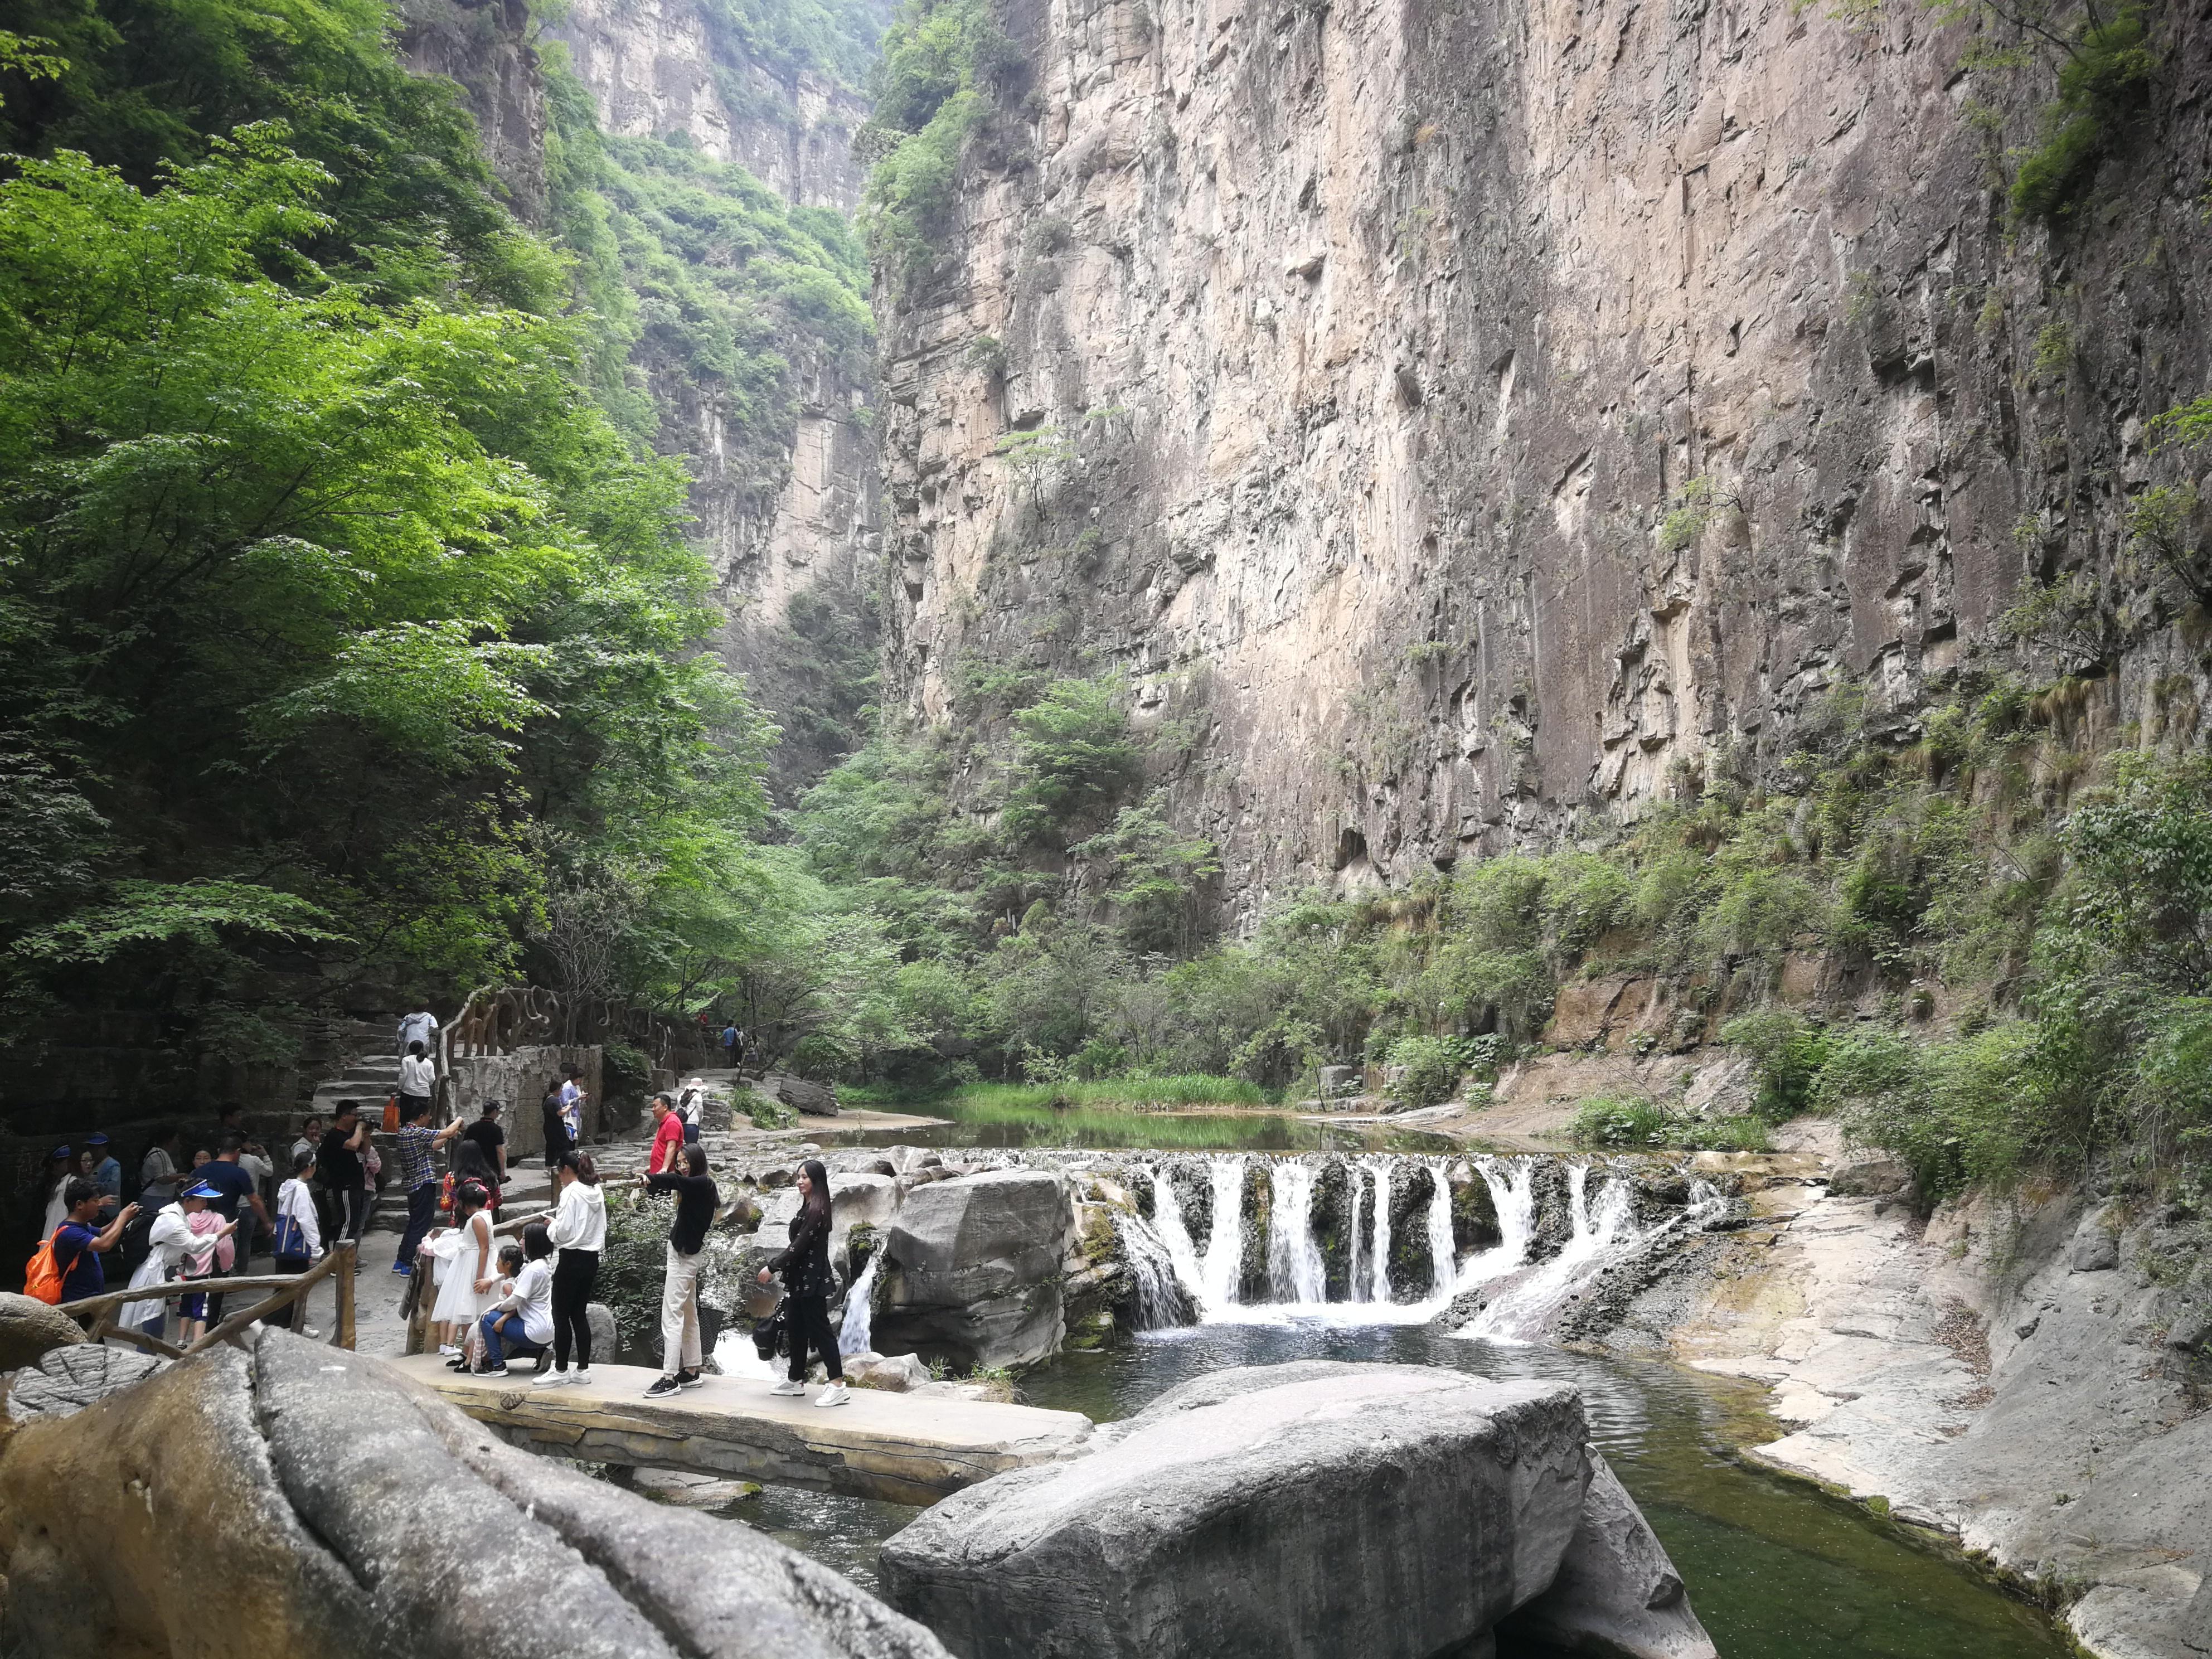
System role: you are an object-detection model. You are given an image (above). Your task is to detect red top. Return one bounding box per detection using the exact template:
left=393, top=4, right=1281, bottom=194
left=649, top=1111, right=685, bottom=1174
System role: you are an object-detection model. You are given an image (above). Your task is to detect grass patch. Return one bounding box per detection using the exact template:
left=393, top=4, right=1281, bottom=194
left=947, top=1074, right=1269, bottom=1112
left=1567, top=1094, right=1770, bottom=1152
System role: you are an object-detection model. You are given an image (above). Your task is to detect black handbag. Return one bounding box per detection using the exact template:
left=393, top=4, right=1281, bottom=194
left=752, top=1298, right=789, bottom=1361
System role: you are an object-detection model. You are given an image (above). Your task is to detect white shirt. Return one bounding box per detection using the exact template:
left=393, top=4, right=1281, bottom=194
left=558, top=1080, right=581, bottom=1137
left=546, top=1179, right=607, bottom=1254
left=275, top=1177, right=322, bottom=1257
left=147, top=1203, right=222, bottom=1275
left=497, top=1258, right=556, bottom=1345
left=399, top=1054, right=436, bottom=1099
left=398, top=1011, right=439, bottom=1050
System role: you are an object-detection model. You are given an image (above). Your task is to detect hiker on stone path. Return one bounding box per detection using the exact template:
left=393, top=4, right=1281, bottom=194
left=677, top=1081, right=704, bottom=1146
left=398, top=1039, right=436, bottom=1123
left=392, top=1097, right=467, bottom=1276
left=647, top=1094, right=685, bottom=1176
left=478, top=1226, right=555, bottom=1378
left=460, top=1100, right=507, bottom=1183
left=397, top=998, right=439, bottom=1060
left=721, top=1022, right=741, bottom=1067
left=758, top=1157, right=849, bottom=1409
left=117, top=1177, right=232, bottom=1340
left=536, top=1149, right=604, bottom=1390
left=540, top=1079, right=571, bottom=1166
left=50, top=1178, right=138, bottom=1306
left=641, top=1146, right=719, bottom=1400
left=271, top=1148, right=322, bottom=1338
left=196, top=1133, right=269, bottom=1321
left=557, top=1065, right=586, bottom=1147
left=317, top=1105, right=373, bottom=1244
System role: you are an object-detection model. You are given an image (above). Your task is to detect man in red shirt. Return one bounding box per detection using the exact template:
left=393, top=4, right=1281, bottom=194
left=647, top=1094, right=685, bottom=1176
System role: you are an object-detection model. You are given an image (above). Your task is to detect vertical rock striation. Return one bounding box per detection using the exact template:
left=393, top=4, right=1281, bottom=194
left=874, top=0, right=2212, bottom=915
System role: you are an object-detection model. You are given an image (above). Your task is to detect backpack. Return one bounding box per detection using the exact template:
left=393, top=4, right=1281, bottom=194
left=22, top=1228, right=66, bottom=1304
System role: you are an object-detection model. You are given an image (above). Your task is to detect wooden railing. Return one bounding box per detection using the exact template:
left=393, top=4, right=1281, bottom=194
left=62, top=1240, right=357, bottom=1360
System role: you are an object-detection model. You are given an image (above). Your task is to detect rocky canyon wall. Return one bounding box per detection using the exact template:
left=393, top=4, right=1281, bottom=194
left=875, top=0, right=2212, bottom=919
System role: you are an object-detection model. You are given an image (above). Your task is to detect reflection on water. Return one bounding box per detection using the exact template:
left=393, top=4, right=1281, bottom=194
left=818, top=1104, right=1461, bottom=1155
left=677, top=1321, right=2064, bottom=1657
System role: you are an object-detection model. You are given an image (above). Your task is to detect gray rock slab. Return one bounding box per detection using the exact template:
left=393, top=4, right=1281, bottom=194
left=1496, top=1447, right=1717, bottom=1659
left=5, top=1344, right=164, bottom=1422
left=0, top=1292, right=92, bottom=1372
left=879, top=1360, right=1589, bottom=1659
left=0, top=1328, right=952, bottom=1659
left=878, top=1170, right=1075, bottom=1369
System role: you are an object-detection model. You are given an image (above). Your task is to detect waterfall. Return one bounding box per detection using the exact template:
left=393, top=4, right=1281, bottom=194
left=1368, top=1158, right=1392, bottom=1302
left=1116, top=1209, right=1191, bottom=1331
left=1148, top=1166, right=1207, bottom=1293
left=838, top=1249, right=880, bottom=1356
left=1200, top=1157, right=1245, bottom=1310
left=1425, top=1160, right=1458, bottom=1298
left=1456, top=1163, right=1638, bottom=1343
left=1265, top=1160, right=1328, bottom=1304
left=1346, top=1161, right=1366, bottom=1299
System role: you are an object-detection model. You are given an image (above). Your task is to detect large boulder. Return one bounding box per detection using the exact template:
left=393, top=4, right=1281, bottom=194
left=6, top=1345, right=164, bottom=1422
left=0, top=1293, right=93, bottom=1374
left=1496, top=1448, right=1718, bottom=1658
left=0, top=1328, right=952, bottom=1659
left=878, top=1360, right=1589, bottom=1659
left=876, top=1170, right=1075, bottom=1370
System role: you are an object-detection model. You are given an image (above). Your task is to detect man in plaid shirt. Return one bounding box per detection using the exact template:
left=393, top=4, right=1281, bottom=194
left=392, top=1099, right=465, bottom=1275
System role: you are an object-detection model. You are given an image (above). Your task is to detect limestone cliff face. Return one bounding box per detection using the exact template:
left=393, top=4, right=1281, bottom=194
left=398, top=0, right=549, bottom=220
left=550, top=0, right=886, bottom=798
left=876, top=0, right=2212, bottom=917
left=551, top=0, right=874, bottom=209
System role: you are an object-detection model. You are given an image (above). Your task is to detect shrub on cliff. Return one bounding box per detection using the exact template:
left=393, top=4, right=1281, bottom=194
left=1386, top=1036, right=1461, bottom=1109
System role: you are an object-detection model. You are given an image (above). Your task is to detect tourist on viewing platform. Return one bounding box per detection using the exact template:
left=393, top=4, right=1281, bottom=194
left=758, top=1158, right=847, bottom=1409
left=398, top=998, right=439, bottom=1061
left=647, top=1094, right=684, bottom=1176
left=558, top=1065, right=586, bottom=1147
left=540, top=1079, right=571, bottom=1165
left=197, top=1133, right=269, bottom=1321
left=478, top=1226, right=555, bottom=1377
left=430, top=1178, right=498, bottom=1365
left=442, top=1139, right=502, bottom=1223
left=271, top=1148, right=322, bottom=1337
left=86, top=1134, right=120, bottom=1220
left=35, top=1146, right=73, bottom=1243
left=290, top=1115, right=322, bottom=1169
left=117, top=1177, right=231, bottom=1341
left=461, top=1100, right=507, bottom=1182
left=392, top=1097, right=466, bottom=1275
left=318, top=1105, right=372, bottom=1244
left=138, top=1128, right=182, bottom=1206
left=537, top=1149, right=605, bottom=1389
left=398, top=1039, right=436, bottom=1120
left=641, top=1146, right=718, bottom=1400
left=50, top=1178, right=137, bottom=1305
left=235, top=1131, right=274, bottom=1260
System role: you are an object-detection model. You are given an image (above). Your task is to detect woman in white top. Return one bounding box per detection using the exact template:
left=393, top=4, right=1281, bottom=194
left=478, top=1224, right=557, bottom=1377
left=271, top=1149, right=323, bottom=1337
left=538, top=1150, right=606, bottom=1388
left=118, top=1186, right=236, bottom=1338
left=429, top=1181, right=499, bottom=1367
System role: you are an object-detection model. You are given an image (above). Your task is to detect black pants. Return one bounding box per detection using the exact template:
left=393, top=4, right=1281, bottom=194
left=271, top=1253, right=311, bottom=1328
left=324, top=1185, right=367, bottom=1244
left=552, top=1249, right=598, bottom=1370
left=788, top=1293, right=843, bottom=1384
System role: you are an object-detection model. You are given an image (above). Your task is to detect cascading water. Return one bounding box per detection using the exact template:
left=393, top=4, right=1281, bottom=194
left=838, top=1249, right=880, bottom=1356
left=1115, top=1208, right=1191, bottom=1331
left=1425, top=1160, right=1458, bottom=1298
left=1367, top=1158, right=1392, bottom=1303
left=1456, top=1163, right=1637, bottom=1343
left=1266, top=1160, right=1328, bottom=1303
left=1200, top=1157, right=1245, bottom=1311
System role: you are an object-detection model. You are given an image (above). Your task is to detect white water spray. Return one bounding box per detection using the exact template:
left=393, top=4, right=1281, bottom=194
left=838, top=1249, right=880, bottom=1356
left=1368, top=1158, right=1393, bottom=1303
left=1425, top=1160, right=1459, bottom=1298
left=1267, top=1160, right=1328, bottom=1303
left=1457, top=1163, right=1637, bottom=1343
left=1201, top=1157, right=1245, bottom=1311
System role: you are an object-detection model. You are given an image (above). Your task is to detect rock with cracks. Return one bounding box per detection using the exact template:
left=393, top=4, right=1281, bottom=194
left=0, top=1327, right=952, bottom=1659
left=0, top=1293, right=93, bottom=1374
left=878, top=1360, right=1589, bottom=1659
left=1497, top=1447, right=1718, bottom=1658
left=876, top=1170, right=1075, bottom=1370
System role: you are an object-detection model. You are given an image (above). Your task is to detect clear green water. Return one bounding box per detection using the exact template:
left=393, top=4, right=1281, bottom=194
left=820, top=1101, right=1460, bottom=1154
left=724, top=1321, right=2064, bottom=1657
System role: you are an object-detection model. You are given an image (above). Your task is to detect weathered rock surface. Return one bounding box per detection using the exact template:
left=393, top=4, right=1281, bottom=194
left=0, top=1293, right=91, bottom=1373
left=1825, top=1152, right=1912, bottom=1199
left=877, top=1170, right=1076, bottom=1370
left=0, top=1330, right=953, bottom=1658
left=879, top=1360, right=1590, bottom=1659
left=5, top=1344, right=163, bottom=1422
left=1497, top=1448, right=1718, bottom=1659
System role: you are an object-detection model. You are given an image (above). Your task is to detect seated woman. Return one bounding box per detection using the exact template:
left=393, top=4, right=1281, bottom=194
left=477, top=1224, right=556, bottom=1378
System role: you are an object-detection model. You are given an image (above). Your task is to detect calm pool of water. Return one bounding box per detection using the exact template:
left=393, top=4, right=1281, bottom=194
left=817, top=1104, right=1461, bottom=1154
left=717, top=1321, right=2063, bottom=1658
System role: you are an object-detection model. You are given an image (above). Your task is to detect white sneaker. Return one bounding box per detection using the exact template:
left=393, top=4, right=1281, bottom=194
left=298, top=1326, right=321, bottom=1340
left=536, top=1369, right=576, bottom=1388
left=438, top=1345, right=459, bottom=1358
left=813, top=1383, right=851, bottom=1408
left=770, top=1379, right=807, bottom=1396
left=572, top=1367, right=594, bottom=1387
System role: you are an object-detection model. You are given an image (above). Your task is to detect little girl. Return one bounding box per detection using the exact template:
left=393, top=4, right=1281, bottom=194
left=178, top=1178, right=234, bottom=1343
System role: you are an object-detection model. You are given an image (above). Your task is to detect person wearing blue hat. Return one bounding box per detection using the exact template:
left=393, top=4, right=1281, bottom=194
left=117, top=1177, right=236, bottom=1341
left=37, top=1146, right=74, bottom=1241
left=86, top=1134, right=122, bottom=1222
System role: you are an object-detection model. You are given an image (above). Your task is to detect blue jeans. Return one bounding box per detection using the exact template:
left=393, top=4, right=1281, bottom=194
left=396, top=1181, right=438, bottom=1270
left=479, top=1310, right=536, bottom=1367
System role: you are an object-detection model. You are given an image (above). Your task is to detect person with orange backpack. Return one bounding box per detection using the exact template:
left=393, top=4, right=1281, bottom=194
left=28, top=1178, right=138, bottom=1305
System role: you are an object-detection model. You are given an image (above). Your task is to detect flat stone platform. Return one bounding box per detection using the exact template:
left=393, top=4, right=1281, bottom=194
left=392, top=1355, right=1093, bottom=1506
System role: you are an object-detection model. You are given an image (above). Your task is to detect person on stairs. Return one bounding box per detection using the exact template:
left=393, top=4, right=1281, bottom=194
left=392, top=1097, right=465, bottom=1275
left=537, top=1150, right=605, bottom=1389
left=318, top=1105, right=372, bottom=1245
left=757, top=1158, right=848, bottom=1408
left=397, top=998, right=439, bottom=1062
left=639, top=1146, right=719, bottom=1400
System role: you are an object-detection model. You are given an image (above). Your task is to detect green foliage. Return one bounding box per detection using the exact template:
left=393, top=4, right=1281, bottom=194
left=1002, top=679, right=1142, bottom=846
left=1385, top=1035, right=1461, bottom=1108
left=1719, top=1010, right=1833, bottom=1121
left=1069, top=799, right=1220, bottom=953
left=2008, top=9, right=2158, bottom=225
left=1569, top=1094, right=1671, bottom=1147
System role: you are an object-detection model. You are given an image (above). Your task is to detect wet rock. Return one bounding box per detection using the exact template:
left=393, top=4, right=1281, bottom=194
left=849, top=1352, right=933, bottom=1393
left=585, top=1301, right=619, bottom=1364
left=879, top=1361, right=1589, bottom=1659
left=877, top=1170, right=1076, bottom=1369
left=6, top=1345, right=164, bottom=1422
left=1309, top=1157, right=1357, bottom=1299
left=1497, top=1448, right=1718, bottom=1658
left=629, top=1468, right=762, bottom=1508
left=1388, top=1163, right=1438, bottom=1299
left=1163, top=1160, right=1212, bottom=1240
left=0, top=1293, right=92, bottom=1373
left=0, top=1330, right=952, bottom=1659
left=1453, top=1170, right=1501, bottom=1255
left=1237, top=1163, right=1272, bottom=1302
